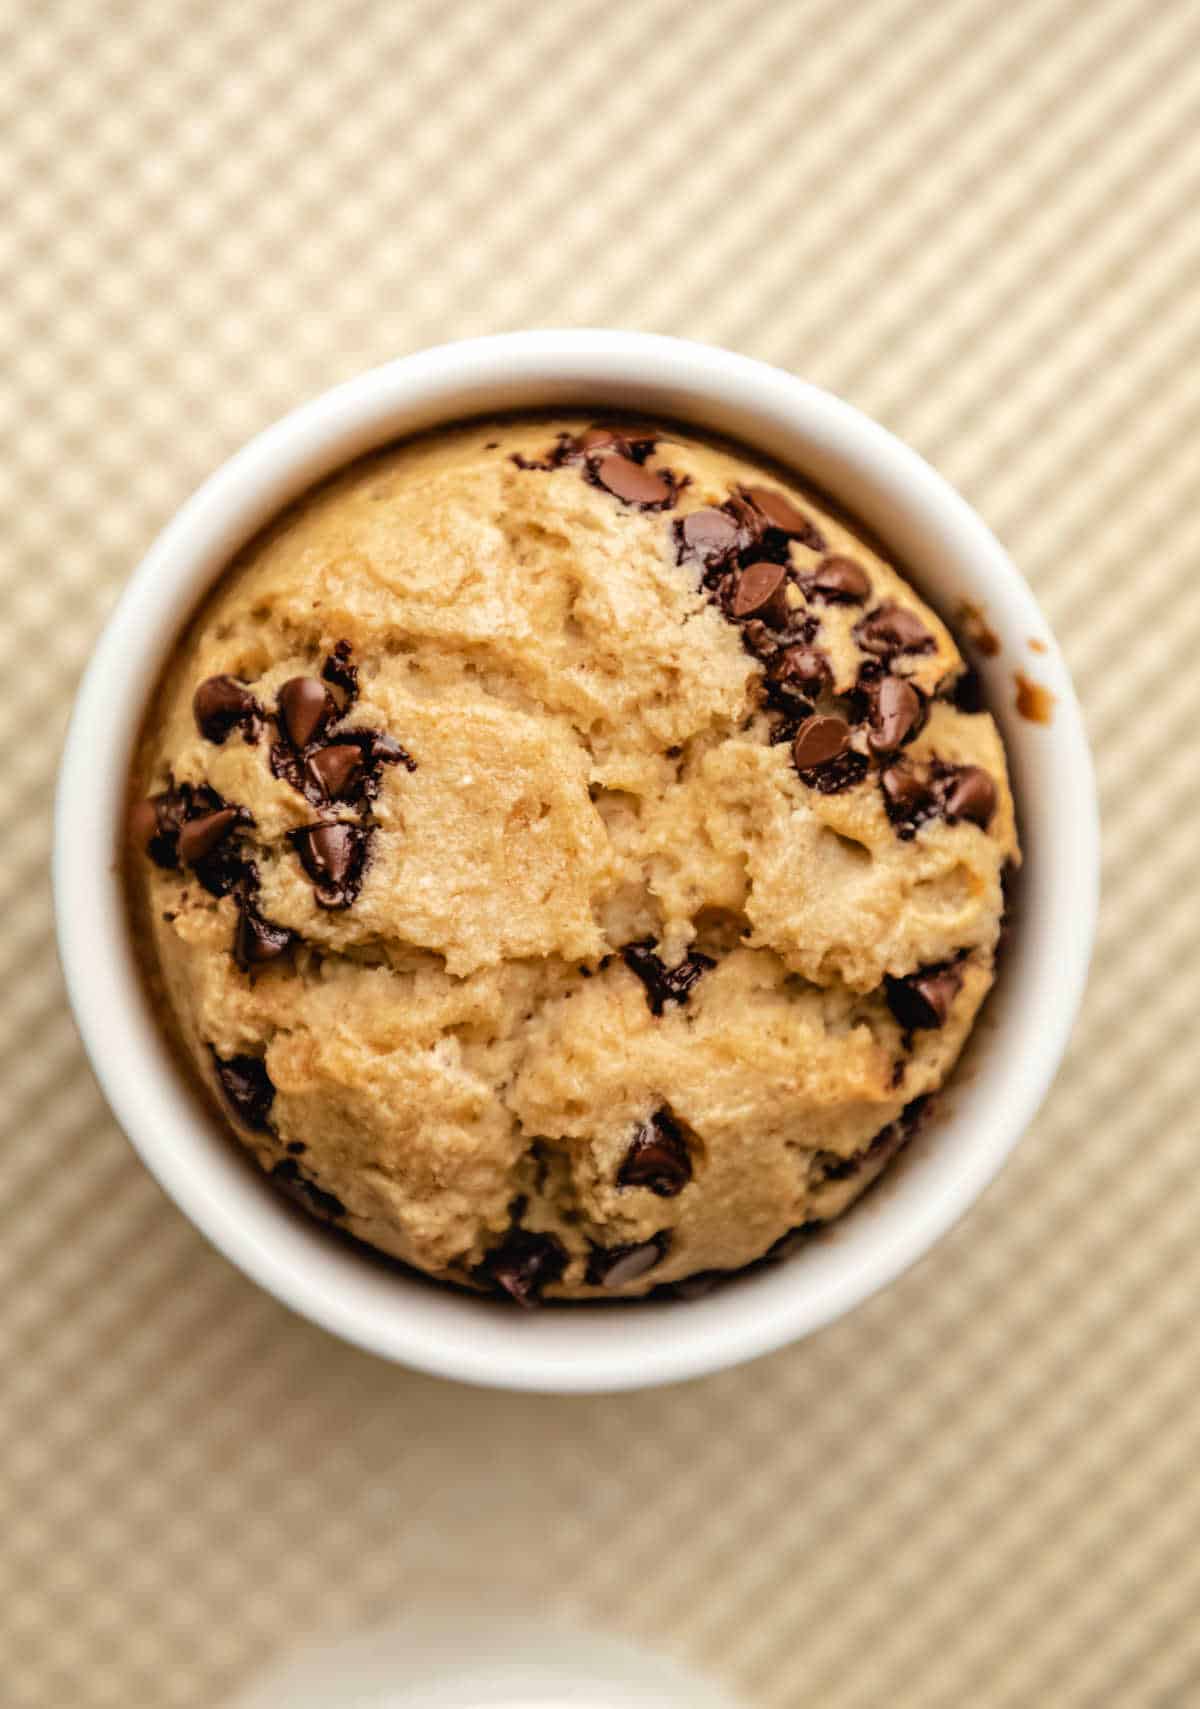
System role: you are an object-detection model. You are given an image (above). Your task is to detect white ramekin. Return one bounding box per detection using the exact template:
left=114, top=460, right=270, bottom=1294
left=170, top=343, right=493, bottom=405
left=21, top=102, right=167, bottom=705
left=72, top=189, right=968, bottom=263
left=54, top=332, right=1099, bottom=1394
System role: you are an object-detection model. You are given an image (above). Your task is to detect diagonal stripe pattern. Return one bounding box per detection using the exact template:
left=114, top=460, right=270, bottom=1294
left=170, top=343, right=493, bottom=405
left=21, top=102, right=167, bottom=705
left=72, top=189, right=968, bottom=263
left=3, top=0, right=1200, bottom=1703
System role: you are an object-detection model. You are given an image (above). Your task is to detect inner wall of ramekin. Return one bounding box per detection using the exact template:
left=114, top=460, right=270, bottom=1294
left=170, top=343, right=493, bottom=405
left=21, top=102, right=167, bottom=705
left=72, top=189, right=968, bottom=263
left=55, top=334, right=1098, bottom=1392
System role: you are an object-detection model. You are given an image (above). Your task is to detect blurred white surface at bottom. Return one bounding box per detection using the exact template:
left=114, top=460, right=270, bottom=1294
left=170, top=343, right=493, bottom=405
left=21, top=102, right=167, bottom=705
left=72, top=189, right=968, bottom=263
left=226, top=1619, right=743, bottom=1709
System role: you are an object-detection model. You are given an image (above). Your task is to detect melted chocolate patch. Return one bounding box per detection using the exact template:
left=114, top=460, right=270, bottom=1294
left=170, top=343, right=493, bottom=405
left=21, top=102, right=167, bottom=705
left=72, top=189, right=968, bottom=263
left=210, top=1049, right=275, bottom=1130
left=271, top=1157, right=346, bottom=1219
left=476, top=1228, right=568, bottom=1307
left=884, top=962, right=965, bottom=1030
left=322, top=639, right=359, bottom=710
left=618, top=1108, right=693, bottom=1197
left=621, top=941, right=714, bottom=1016
left=135, top=780, right=254, bottom=895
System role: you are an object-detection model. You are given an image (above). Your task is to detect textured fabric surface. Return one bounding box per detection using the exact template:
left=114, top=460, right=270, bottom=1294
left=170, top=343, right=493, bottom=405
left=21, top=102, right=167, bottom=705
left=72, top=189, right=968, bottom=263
left=2, top=0, right=1198, bottom=1705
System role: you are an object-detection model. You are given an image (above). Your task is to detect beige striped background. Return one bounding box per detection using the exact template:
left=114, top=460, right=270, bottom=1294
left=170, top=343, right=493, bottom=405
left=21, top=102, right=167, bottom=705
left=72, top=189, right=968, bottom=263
left=3, top=1, right=1200, bottom=1704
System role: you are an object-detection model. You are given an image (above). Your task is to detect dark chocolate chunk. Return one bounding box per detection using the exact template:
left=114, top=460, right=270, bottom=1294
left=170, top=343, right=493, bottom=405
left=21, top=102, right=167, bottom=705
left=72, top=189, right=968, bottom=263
left=730, top=560, right=791, bottom=626
left=193, top=675, right=263, bottom=745
left=855, top=604, right=935, bottom=657
left=808, top=554, right=870, bottom=603
left=211, top=1050, right=275, bottom=1131
left=867, top=676, right=924, bottom=755
left=234, top=900, right=296, bottom=971
left=286, top=1140, right=306, bottom=1155
left=586, top=1233, right=671, bottom=1288
left=742, top=485, right=827, bottom=550
left=792, top=714, right=851, bottom=773
left=885, top=962, right=965, bottom=1030
left=271, top=1157, right=346, bottom=1219
left=477, top=1228, right=568, bottom=1307
left=675, top=507, right=741, bottom=570
left=178, top=807, right=241, bottom=867
left=321, top=640, right=358, bottom=709
left=621, top=940, right=715, bottom=1016
left=277, top=677, right=335, bottom=750
left=618, top=1108, right=692, bottom=1197
left=291, top=822, right=369, bottom=909
left=941, top=764, right=997, bottom=828
left=304, top=743, right=365, bottom=803
left=591, top=452, right=679, bottom=509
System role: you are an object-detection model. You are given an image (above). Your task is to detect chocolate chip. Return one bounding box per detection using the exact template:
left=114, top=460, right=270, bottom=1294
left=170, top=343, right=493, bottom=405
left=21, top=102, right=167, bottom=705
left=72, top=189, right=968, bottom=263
left=880, top=760, right=935, bottom=823
left=577, top=426, right=624, bottom=451
left=366, top=730, right=417, bottom=773
left=193, top=676, right=262, bottom=744
left=477, top=1228, right=568, bottom=1307
left=586, top=1233, right=671, bottom=1288
left=286, top=1140, right=306, bottom=1155
left=511, top=439, right=569, bottom=472
left=592, top=452, right=676, bottom=508
left=766, top=645, right=832, bottom=708
left=234, top=900, right=296, bottom=971
left=742, top=485, right=826, bottom=549
left=322, top=640, right=359, bottom=709
left=867, top=676, right=924, bottom=755
left=808, top=554, right=870, bottom=603
left=304, top=743, right=364, bottom=803
left=951, top=664, right=984, bottom=714
left=130, top=796, right=161, bottom=851
left=211, top=1050, right=275, bottom=1130
left=576, top=424, right=658, bottom=457
left=884, top=962, right=964, bottom=1029
left=855, top=604, right=934, bottom=657
left=621, top=941, right=714, bottom=1016
left=812, top=1103, right=918, bottom=1185
left=741, top=619, right=782, bottom=658
left=730, top=560, right=791, bottom=626
left=291, top=823, right=369, bottom=909
left=277, top=677, right=335, bottom=750
left=941, top=765, right=996, bottom=828
left=271, top=1157, right=346, bottom=1220
left=618, top=1108, right=693, bottom=1197
left=675, top=507, right=741, bottom=570
left=178, top=807, right=241, bottom=867
left=792, top=714, right=851, bottom=773
left=273, top=726, right=414, bottom=807
left=136, top=779, right=246, bottom=878
left=799, top=747, right=868, bottom=794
